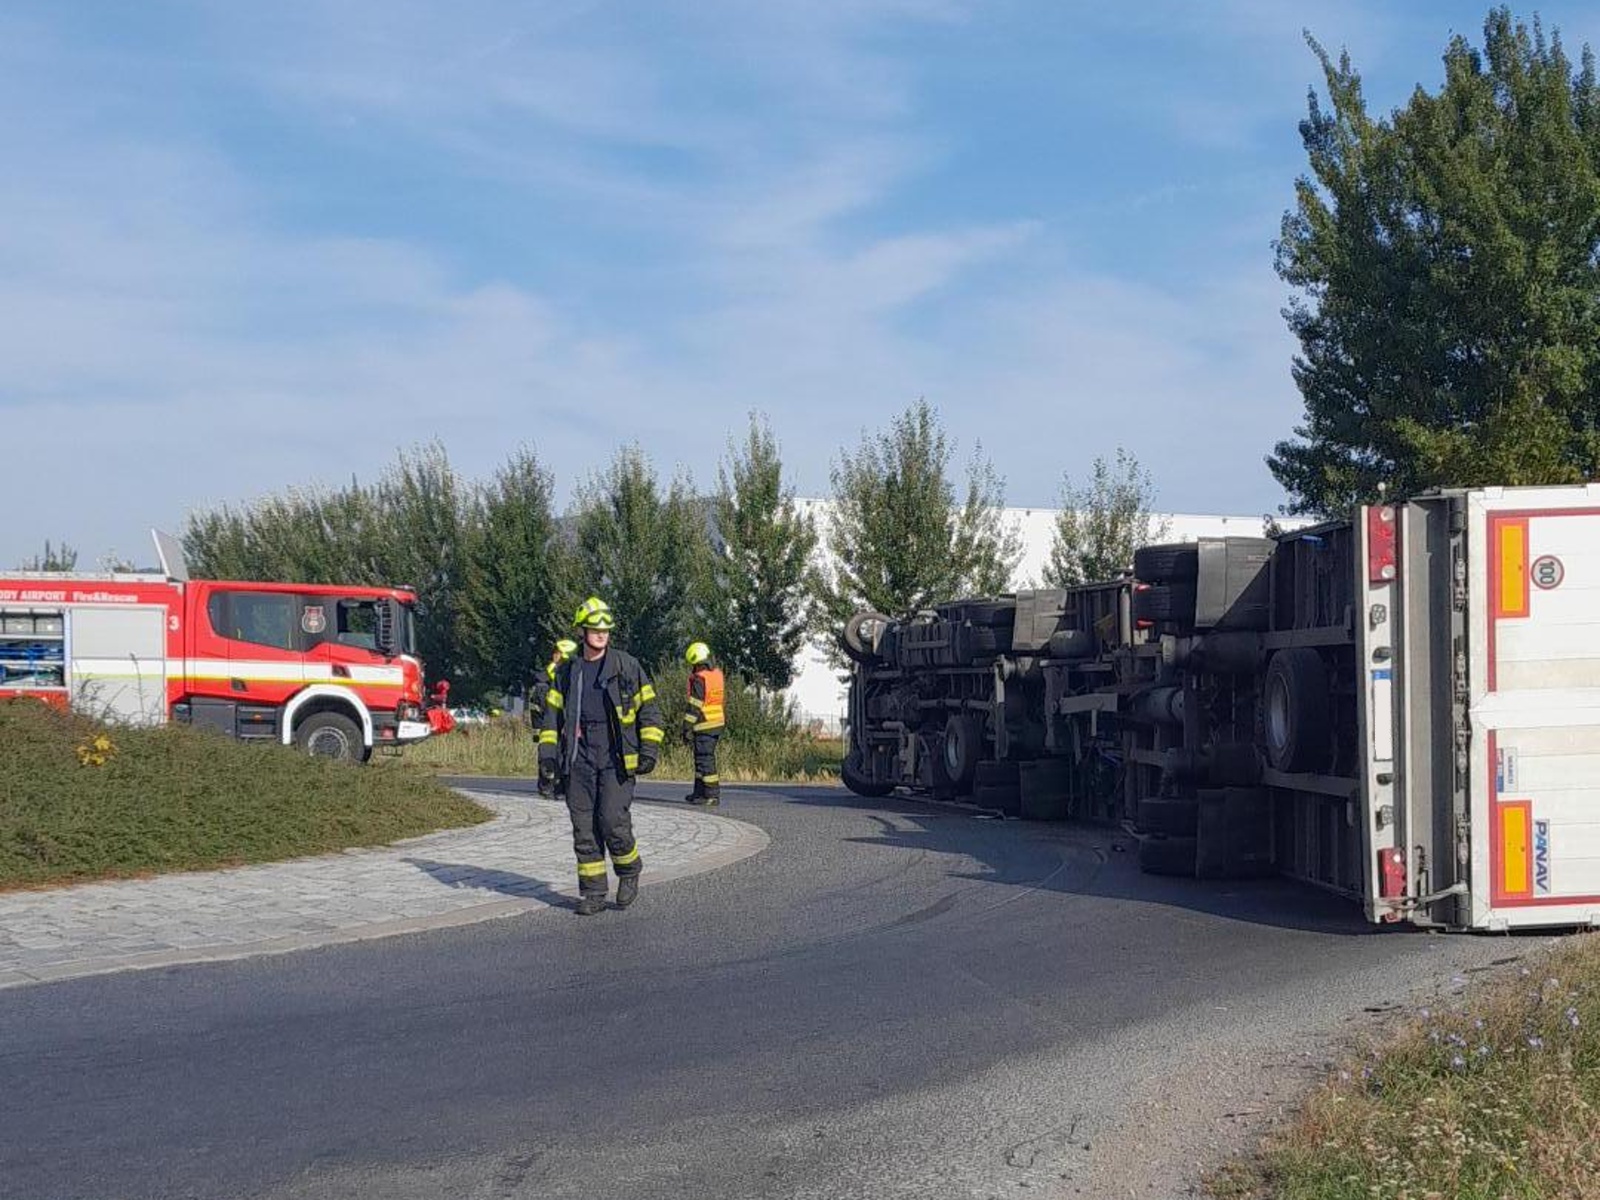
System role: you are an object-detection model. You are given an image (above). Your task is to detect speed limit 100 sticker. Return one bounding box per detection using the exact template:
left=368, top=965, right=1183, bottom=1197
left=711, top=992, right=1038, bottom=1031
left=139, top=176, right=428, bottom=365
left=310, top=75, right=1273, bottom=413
left=1531, top=554, right=1565, bottom=590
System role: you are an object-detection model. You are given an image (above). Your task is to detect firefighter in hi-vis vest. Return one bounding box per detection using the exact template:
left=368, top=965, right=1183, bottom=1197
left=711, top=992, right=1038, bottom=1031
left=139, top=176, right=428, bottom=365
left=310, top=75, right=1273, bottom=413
left=531, top=638, right=577, bottom=797
left=682, top=641, right=725, bottom=806
left=537, top=598, right=664, bottom=916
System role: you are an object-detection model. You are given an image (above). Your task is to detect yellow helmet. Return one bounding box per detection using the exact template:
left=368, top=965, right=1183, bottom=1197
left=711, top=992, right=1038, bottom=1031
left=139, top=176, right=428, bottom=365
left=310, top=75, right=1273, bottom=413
left=554, top=638, right=578, bottom=657
left=573, top=596, right=615, bottom=630
left=685, top=641, right=711, bottom=666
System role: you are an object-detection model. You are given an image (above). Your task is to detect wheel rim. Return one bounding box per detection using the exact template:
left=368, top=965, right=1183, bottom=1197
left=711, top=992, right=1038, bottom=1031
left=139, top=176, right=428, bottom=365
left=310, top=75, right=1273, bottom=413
left=307, top=726, right=352, bottom=759
left=944, top=726, right=960, bottom=775
left=1266, top=675, right=1290, bottom=757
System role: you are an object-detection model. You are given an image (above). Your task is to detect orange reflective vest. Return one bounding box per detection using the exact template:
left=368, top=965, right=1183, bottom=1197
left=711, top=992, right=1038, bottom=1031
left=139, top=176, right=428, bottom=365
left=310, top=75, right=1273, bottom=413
left=685, top=666, right=726, bottom=732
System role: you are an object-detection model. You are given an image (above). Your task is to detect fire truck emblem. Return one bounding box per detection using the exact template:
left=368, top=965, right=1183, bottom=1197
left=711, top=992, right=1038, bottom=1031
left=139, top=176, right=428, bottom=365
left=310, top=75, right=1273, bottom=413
left=301, top=606, right=327, bottom=635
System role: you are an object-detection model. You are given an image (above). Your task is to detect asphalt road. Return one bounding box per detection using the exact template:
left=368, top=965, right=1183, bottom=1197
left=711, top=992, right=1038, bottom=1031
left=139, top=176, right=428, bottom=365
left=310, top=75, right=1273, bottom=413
left=0, top=783, right=1541, bottom=1200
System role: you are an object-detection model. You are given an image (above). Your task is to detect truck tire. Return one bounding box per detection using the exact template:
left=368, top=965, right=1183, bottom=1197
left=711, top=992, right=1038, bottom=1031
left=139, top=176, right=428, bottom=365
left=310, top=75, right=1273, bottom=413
left=1263, top=649, right=1331, bottom=773
left=1138, top=834, right=1197, bottom=877
left=1134, top=543, right=1199, bottom=584
left=942, top=715, right=982, bottom=793
left=842, top=750, right=895, bottom=798
left=1047, top=629, right=1096, bottom=660
left=970, top=625, right=1013, bottom=658
left=841, top=611, right=890, bottom=665
left=960, top=602, right=1015, bottom=628
left=1132, top=583, right=1197, bottom=627
left=972, top=758, right=1021, bottom=815
left=1137, top=797, right=1198, bottom=836
left=294, top=711, right=363, bottom=763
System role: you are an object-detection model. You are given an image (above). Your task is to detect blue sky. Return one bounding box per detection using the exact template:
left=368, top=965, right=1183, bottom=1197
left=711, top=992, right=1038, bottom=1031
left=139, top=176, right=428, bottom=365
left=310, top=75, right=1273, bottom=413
left=6, top=2, right=1599, bottom=569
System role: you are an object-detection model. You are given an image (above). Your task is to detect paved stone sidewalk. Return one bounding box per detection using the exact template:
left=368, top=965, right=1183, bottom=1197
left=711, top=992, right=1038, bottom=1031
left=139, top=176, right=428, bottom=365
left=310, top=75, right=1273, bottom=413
left=0, top=790, right=768, bottom=990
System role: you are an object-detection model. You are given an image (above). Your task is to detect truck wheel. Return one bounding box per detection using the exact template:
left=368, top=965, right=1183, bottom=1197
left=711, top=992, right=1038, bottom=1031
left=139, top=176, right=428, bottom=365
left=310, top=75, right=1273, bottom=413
left=960, top=602, right=1015, bottom=628
left=942, top=716, right=982, bottom=793
left=1047, top=629, right=1096, bottom=660
left=1134, top=544, right=1199, bottom=583
left=841, top=611, right=891, bottom=665
left=1132, top=583, right=1197, bottom=628
left=1138, top=834, right=1198, bottom=877
left=1137, top=797, right=1198, bottom=836
left=842, top=750, right=895, bottom=798
left=1263, top=649, right=1330, bottom=773
left=294, top=712, right=363, bottom=763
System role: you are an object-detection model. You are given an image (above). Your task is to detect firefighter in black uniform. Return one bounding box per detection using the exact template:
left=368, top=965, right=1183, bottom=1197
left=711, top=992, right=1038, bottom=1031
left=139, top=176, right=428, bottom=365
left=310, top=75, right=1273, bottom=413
left=682, top=641, right=725, bottom=806
left=537, top=598, right=664, bottom=915
left=531, top=638, right=577, bottom=798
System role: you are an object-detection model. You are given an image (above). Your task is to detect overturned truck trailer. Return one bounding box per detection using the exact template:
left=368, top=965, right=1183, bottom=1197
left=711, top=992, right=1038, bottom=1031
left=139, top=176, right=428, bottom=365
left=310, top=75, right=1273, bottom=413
left=841, top=485, right=1600, bottom=932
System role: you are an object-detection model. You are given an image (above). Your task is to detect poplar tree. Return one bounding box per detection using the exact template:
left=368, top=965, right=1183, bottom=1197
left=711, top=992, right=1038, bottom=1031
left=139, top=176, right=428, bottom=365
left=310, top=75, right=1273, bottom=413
left=812, top=399, right=1021, bottom=632
left=709, top=415, right=817, bottom=691
left=1044, top=448, right=1170, bottom=586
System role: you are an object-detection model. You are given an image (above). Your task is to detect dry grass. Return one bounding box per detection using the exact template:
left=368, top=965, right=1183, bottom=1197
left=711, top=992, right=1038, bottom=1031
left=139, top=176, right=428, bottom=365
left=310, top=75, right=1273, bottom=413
left=401, top=716, right=844, bottom=783
left=1, top=699, right=490, bottom=890
left=1210, top=933, right=1600, bottom=1200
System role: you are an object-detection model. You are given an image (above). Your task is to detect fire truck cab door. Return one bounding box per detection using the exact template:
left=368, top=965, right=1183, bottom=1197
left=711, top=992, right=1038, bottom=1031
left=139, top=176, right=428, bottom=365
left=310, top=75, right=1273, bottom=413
left=204, top=589, right=306, bottom=704
left=68, top=605, right=167, bottom=725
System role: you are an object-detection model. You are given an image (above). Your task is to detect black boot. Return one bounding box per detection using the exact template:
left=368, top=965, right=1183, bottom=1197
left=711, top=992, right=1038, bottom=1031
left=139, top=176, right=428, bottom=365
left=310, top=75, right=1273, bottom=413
left=684, top=781, right=703, bottom=804
left=615, top=873, right=640, bottom=909
left=574, top=893, right=607, bottom=916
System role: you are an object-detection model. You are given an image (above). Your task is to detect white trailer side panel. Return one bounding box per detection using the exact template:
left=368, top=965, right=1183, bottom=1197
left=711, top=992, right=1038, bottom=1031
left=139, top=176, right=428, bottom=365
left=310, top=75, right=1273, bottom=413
left=1469, top=487, right=1600, bottom=929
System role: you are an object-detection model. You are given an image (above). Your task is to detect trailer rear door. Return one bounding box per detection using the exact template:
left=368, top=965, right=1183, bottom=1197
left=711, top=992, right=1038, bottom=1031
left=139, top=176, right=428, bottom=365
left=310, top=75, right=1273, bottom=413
left=1470, top=486, right=1600, bottom=929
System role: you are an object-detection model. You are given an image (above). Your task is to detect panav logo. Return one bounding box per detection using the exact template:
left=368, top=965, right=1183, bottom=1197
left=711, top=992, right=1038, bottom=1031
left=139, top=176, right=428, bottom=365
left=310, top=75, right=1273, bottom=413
left=1533, top=819, right=1552, bottom=895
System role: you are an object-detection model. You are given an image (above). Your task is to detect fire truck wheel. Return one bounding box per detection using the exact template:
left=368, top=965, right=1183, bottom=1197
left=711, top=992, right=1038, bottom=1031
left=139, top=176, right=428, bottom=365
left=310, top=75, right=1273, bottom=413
left=1137, top=834, right=1198, bottom=877
left=294, top=711, right=364, bottom=763
left=1262, top=649, right=1330, bottom=773
left=1133, top=543, right=1200, bottom=584
left=842, top=749, right=896, bottom=798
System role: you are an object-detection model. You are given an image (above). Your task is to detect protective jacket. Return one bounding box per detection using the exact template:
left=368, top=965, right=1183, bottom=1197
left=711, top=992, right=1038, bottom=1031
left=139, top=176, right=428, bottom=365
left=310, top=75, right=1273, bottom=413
left=685, top=666, right=726, bottom=733
left=538, top=649, right=664, bottom=779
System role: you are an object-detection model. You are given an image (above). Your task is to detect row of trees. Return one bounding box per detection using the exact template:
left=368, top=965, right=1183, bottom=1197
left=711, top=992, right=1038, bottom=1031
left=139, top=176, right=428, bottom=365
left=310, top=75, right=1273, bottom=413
left=166, top=405, right=1160, bottom=702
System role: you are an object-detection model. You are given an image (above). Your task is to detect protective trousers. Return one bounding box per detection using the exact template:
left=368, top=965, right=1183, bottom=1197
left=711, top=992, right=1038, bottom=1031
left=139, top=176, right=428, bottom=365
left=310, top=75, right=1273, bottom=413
left=692, top=731, right=721, bottom=800
left=564, top=744, right=641, bottom=895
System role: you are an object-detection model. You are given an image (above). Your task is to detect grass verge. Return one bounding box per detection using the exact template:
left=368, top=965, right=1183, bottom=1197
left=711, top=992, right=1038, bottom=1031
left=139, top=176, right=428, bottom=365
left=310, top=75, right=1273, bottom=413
left=0, top=699, right=491, bottom=891
left=1210, top=933, right=1600, bottom=1200
left=401, top=717, right=844, bottom=784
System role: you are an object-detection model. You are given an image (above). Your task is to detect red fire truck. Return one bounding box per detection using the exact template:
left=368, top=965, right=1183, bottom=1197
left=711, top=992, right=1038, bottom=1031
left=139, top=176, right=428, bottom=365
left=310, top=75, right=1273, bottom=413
left=0, top=532, right=450, bottom=760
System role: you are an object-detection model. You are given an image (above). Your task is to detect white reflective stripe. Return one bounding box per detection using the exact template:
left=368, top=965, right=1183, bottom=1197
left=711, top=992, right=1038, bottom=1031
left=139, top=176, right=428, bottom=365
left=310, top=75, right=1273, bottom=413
left=180, top=659, right=404, bottom=684
left=69, top=657, right=168, bottom=678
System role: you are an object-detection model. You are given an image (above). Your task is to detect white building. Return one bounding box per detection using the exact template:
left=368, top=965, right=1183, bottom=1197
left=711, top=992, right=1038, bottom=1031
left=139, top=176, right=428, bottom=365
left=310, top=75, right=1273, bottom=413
left=785, top=499, right=1290, bottom=731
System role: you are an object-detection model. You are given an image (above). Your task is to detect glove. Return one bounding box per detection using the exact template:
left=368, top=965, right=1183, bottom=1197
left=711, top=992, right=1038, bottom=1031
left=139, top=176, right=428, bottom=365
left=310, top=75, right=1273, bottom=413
left=637, top=750, right=658, bottom=776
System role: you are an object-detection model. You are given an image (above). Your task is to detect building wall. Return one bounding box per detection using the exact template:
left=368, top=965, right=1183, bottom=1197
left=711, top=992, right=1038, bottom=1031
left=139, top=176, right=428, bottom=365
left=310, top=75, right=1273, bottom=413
left=785, top=500, right=1290, bottom=731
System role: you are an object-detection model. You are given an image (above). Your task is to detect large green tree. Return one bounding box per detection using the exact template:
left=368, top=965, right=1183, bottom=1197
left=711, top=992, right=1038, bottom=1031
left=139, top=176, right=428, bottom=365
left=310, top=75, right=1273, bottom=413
left=570, top=445, right=710, bottom=671
left=813, top=399, right=1021, bottom=632
left=456, top=449, right=570, bottom=698
left=708, top=415, right=817, bottom=691
left=1044, top=448, right=1171, bottom=586
left=1273, top=9, right=1600, bottom=515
